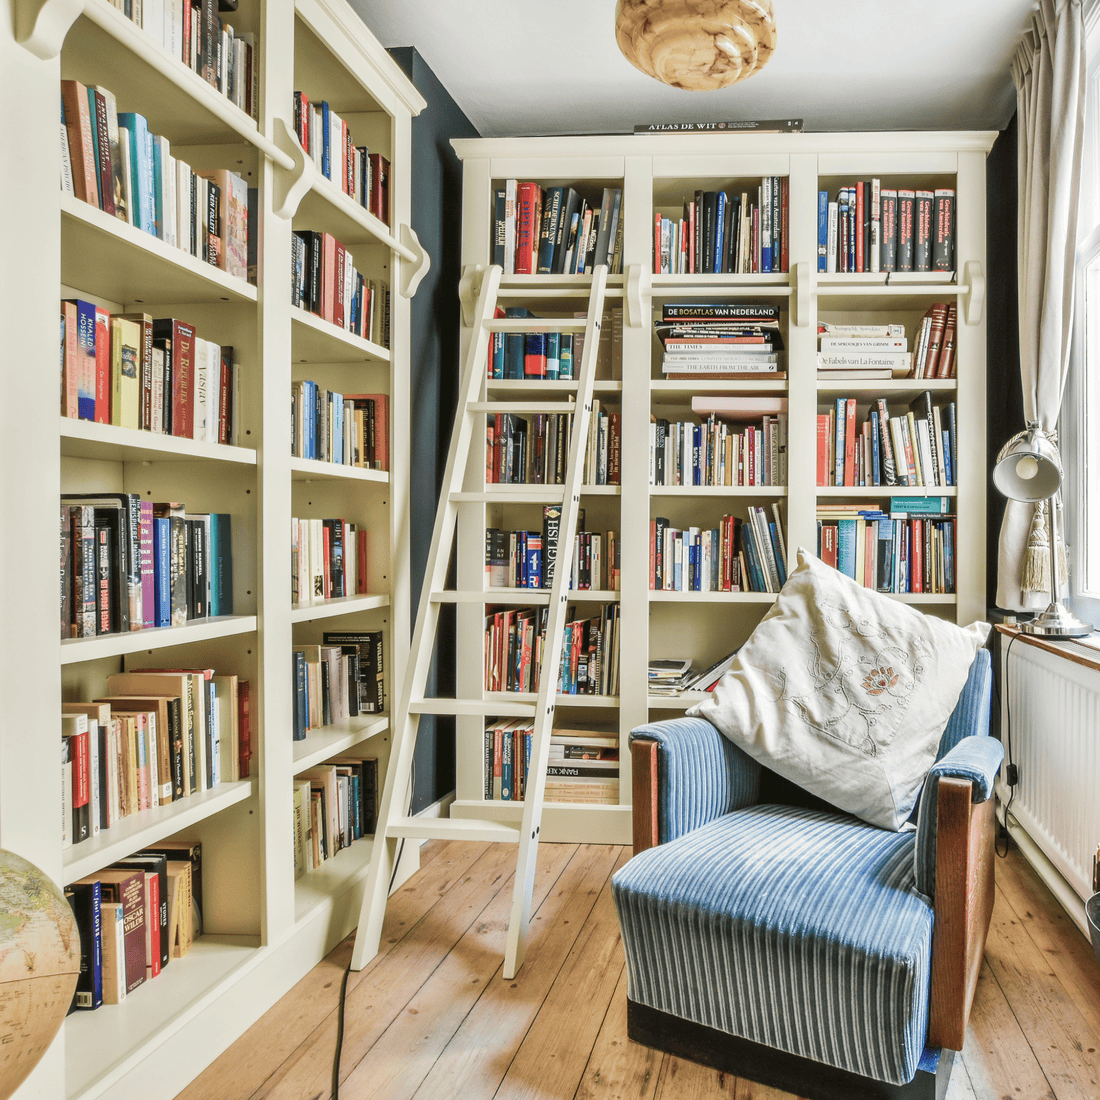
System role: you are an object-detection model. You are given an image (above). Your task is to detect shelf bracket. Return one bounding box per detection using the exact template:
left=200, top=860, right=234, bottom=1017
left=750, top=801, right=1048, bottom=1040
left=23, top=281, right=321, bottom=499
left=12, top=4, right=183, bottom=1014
left=625, top=263, right=650, bottom=329
left=271, top=118, right=313, bottom=221
left=459, top=265, right=485, bottom=326
left=962, top=260, right=985, bottom=326
left=791, top=261, right=810, bottom=327
left=398, top=224, right=431, bottom=299
left=16, top=0, right=85, bottom=59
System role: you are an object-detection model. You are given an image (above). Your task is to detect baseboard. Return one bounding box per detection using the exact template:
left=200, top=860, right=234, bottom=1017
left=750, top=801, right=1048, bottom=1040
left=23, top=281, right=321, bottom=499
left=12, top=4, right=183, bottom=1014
left=415, top=790, right=456, bottom=823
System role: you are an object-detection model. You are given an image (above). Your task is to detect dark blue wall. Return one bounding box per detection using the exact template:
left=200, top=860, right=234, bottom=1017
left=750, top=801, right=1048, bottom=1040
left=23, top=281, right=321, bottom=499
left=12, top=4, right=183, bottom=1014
left=388, top=47, right=479, bottom=812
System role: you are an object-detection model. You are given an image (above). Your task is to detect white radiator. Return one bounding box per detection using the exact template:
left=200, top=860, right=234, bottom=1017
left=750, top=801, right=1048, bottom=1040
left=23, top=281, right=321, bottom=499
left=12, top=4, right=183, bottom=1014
left=1002, top=640, right=1100, bottom=925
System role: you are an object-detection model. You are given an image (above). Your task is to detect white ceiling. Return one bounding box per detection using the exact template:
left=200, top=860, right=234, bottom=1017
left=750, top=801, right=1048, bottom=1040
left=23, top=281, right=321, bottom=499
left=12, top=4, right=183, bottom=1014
left=350, top=0, right=1035, bottom=138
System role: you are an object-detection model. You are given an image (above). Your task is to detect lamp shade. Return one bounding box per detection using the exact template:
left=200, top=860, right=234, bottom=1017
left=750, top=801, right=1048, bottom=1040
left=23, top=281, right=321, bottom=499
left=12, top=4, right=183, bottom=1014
left=615, top=0, right=777, bottom=91
left=992, top=422, right=1063, bottom=503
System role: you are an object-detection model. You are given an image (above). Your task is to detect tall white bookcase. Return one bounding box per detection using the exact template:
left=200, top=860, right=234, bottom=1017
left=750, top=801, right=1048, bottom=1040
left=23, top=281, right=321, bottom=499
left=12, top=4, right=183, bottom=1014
left=2, top=1, right=426, bottom=1097
left=451, top=133, right=993, bottom=847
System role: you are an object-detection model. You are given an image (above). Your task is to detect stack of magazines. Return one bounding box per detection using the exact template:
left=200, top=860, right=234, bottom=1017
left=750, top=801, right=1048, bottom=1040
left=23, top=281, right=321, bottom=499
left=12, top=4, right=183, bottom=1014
left=648, top=651, right=738, bottom=697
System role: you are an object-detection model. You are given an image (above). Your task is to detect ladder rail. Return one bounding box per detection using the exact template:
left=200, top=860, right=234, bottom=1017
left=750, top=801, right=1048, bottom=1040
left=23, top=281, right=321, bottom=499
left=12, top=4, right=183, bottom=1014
left=503, top=265, right=610, bottom=978
left=350, top=264, right=503, bottom=970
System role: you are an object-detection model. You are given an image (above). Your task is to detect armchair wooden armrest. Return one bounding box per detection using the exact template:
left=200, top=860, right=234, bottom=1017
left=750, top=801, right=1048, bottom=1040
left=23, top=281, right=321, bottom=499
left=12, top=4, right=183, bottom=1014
left=927, top=776, right=996, bottom=1051
left=632, top=738, right=660, bottom=854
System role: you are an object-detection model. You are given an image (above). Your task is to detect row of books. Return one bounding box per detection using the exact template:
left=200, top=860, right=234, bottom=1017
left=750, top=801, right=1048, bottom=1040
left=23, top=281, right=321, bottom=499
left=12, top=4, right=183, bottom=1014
left=291, top=517, right=369, bottom=605
left=106, top=0, right=257, bottom=117
left=654, top=302, right=784, bottom=379
left=493, top=182, right=624, bottom=275
left=653, top=179, right=790, bottom=275
left=650, top=410, right=788, bottom=488
left=816, top=308, right=957, bottom=381
left=62, top=81, right=252, bottom=281
left=292, top=632, right=385, bottom=741
left=817, top=503, right=957, bottom=594
left=66, top=841, right=202, bottom=1011
left=485, top=406, right=621, bottom=486
left=648, top=651, right=737, bottom=697
left=292, top=92, right=390, bottom=224
left=484, top=603, right=621, bottom=697
left=487, top=307, right=623, bottom=381
left=62, top=669, right=249, bottom=847
left=818, top=183, right=954, bottom=274
left=486, top=526, right=620, bottom=592
left=62, top=304, right=239, bottom=443
left=482, top=727, right=619, bottom=805
left=290, top=383, right=390, bottom=470
left=293, top=757, right=378, bottom=877
left=62, top=496, right=232, bottom=639
left=816, top=394, right=957, bottom=488
left=291, top=230, right=390, bottom=347
left=650, top=506, right=788, bottom=593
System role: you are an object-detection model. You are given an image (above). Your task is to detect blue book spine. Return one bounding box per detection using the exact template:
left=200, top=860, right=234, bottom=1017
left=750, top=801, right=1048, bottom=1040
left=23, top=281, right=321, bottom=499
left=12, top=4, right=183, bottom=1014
left=501, top=730, right=513, bottom=800
left=73, top=299, right=97, bottom=420
left=673, top=535, right=683, bottom=591
left=742, top=526, right=765, bottom=592
left=559, top=334, right=573, bottom=380
left=871, top=411, right=881, bottom=485
left=693, top=425, right=703, bottom=485
left=216, top=513, right=232, bottom=613
left=524, top=732, right=533, bottom=793
left=947, top=402, right=957, bottom=484
left=118, top=114, right=150, bottom=233
left=818, top=190, right=828, bottom=272
left=546, top=331, right=560, bottom=380
left=491, top=333, right=504, bottom=379
left=769, top=522, right=787, bottom=586
left=151, top=138, right=164, bottom=240
left=713, top=193, right=726, bottom=273
left=876, top=518, right=893, bottom=592
left=942, top=430, right=953, bottom=486
left=154, top=518, right=171, bottom=626
left=85, top=89, right=102, bottom=208
left=834, top=399, right=846, bottom=486
left=209, top=514, right=220, bottom=617
left=711, top=528, right=720, bottom=590
left=293, top=651, right=307, bottom=739
left=503, top=307, right=530, bottom=379
left=518, top=532, right=528, bottom=588
left=334, top=392, right=343, bottom=465
left=524, top=331, right=546, bottom=378
left=837, top=519, right=857, bottom=579
left=321, top=102, right=331, bottom=180
left=526, top=541, right=541, bottom=588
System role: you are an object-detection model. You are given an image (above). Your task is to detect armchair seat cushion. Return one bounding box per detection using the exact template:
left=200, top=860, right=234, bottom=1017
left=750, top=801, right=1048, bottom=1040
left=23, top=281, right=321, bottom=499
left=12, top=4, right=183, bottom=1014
left=612, top=804, right=934, bottom=1086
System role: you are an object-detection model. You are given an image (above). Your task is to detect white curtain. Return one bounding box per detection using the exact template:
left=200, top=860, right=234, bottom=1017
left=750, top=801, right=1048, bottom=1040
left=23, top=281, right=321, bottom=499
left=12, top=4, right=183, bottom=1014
left=997, top=0, right=1087, bottom=611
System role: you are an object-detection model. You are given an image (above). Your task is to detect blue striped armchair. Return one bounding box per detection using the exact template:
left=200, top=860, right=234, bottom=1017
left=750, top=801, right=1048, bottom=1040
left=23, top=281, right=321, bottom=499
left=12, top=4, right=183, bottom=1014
left=612, top=648, right=1001, bottom=1100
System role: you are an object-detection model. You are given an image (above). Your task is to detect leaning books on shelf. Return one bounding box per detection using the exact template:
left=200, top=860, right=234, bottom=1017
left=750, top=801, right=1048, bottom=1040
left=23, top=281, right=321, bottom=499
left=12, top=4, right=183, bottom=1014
left=66, top=842, right=201, bottom=1011
left=61, top=81, right=253, bottom=281
left=61, top=495, right=232, bottom=638
left=482, top=724, right=619, bottom=804
left=291, top=230, right=389, bottom=346
left=650, top=506, right=787, bottom=593
left=815, top=392, right=957, bottom=488
left=493, top=181, right=624, bottom=276
left=486, top=403, right=620, bottom=486
left=291, top=517, right=368, bottom=604
left=655, top=301, right=784, bottom=379
left=653, top=177, right=789, bottom=275
left=62, top=671, right=244, bottom=846
left=61, top=302, right=239, bottom=442
left=292, top=631, right=384, bottom=741
left=484, top=603, right=620, bottom=697
left=485, top=521, right=619, bottom=592
left=819, top=180, right=955, bottom=274
left=293, top=757, right=378, bottom=875
left=817, top=502, right=956, bottom=594
left=487, top=306, right=622, bottom=381
left=291, top=383, right=389, bottom=470
left=292, top=92, right=390, bottom=224
left=650, top=406, right=787, bottom=487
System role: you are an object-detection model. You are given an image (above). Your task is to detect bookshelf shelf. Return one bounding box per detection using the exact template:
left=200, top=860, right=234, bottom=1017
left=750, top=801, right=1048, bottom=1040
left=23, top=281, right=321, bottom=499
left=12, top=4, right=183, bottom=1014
left=65, top=934, right=262, bottom=1100
left=59, top=418, right=259, bottom=465
left=485, top=379, right=622, bottom=397
left=62, top=780, right=255, bottom=885
left=59, top=615, right=259, bottom=666
left=453, top=132, right=991, bottom=847
left=436, top=588, right=620, bottom=605
left=290, top=306, right=391, bottom=364
left=289, top=593, right=390, bottom=623
left=292, top=715, right=389, bottom=769
left=294, top=837, right=374, bottom=924
left=294, top=168, right=403, bottom=251
left=483, top=692, right=621, bottom=709
left=61, top=192, right=258, bottom=306
left=289, top=456, right=390, bottom=483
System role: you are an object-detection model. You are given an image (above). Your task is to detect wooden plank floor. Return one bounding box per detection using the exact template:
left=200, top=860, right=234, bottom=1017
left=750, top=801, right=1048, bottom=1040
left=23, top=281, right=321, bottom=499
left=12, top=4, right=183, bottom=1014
left=178, top=840, right=1100, bottom=1100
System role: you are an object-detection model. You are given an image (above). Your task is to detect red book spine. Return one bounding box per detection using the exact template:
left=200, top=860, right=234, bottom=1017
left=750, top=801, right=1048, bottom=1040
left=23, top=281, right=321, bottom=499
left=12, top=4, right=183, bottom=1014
left=94, top=307, right=111, bottom=424
left=855, top=182, right=865, bottom=272
left=816, top=414, right=829, bottom=486
left=172, top=321, right=197, bottom=439
left=912, top=519, right=923, bottom=593
left=515, top=182, right=541, bottom=275
left=72, top=729, right=90, bottom=813
left=649, top=520, right=656, bottom=590
left=780, top=177, right=789, bottom=273
left=334, top=241, right=346, bottom=329
left=357, top=530, right=367, bottom=593
left=822, top=524, right=837, bottom=568
left=609, top=412, right=621, bottom=485
left=322, top=234, right=336, bottom=322
left=146, top=873, right=161, bottom=978
left=237, top=679, right=251, bottom=779
left=688, top=202, right=696, bottom=274
left=322, top=525, right=331, bottom=598
left=218, top=349, right=230, bottom=443
left=843, top=399, right=857, bottom=488
left=654, top=211, right=662, bottom=274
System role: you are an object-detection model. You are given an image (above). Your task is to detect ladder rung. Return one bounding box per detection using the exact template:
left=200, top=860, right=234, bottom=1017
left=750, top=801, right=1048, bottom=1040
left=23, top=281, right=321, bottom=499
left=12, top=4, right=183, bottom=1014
left=386, top=817, right=522, bottom=843
left=469, top=402, right=577, bottom=414
left=486, top=319, right=590, bottom=333
left=451, top=488, right=568, bottom=504
left=410, top=698, right=538, bottom=716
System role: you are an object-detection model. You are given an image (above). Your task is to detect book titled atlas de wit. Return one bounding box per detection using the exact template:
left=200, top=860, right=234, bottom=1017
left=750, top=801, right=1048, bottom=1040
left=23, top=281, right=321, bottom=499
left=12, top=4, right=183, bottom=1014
left=634, top=119, right=803, bottom=134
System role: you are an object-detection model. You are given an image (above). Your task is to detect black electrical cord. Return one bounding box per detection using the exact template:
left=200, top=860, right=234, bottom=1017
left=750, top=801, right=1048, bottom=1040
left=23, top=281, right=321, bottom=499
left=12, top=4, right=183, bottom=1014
left=995, top=631, right=1021, bottom=858
left=332, top=762, right=414, bottom=1100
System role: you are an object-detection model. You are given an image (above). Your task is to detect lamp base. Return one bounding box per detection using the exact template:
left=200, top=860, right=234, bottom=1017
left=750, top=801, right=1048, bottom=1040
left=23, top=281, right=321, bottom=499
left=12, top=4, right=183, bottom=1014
left=1020, top=602, right=1093, bottom=638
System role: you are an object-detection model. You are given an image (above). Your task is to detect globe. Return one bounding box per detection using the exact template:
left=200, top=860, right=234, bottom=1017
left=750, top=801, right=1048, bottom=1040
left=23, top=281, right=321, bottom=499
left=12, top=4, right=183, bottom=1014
left=0, top=851, right=79, bottom=1100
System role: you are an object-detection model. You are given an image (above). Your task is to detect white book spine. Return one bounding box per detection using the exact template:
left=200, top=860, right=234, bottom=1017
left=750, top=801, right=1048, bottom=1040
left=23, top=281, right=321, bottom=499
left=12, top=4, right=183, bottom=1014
left=826, top=201, right=838, bottom=273
left=60, top=122, right=74, bottom=193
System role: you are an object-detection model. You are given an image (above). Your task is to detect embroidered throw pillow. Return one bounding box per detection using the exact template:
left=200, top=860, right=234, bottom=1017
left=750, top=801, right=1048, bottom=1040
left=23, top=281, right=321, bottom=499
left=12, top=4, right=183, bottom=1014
left=688, top=548, right=990, bottom=830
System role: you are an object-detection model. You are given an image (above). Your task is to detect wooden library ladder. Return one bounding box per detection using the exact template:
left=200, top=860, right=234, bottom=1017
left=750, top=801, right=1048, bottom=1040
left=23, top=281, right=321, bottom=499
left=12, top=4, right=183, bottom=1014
left=351, top=263, right=610, bottom=978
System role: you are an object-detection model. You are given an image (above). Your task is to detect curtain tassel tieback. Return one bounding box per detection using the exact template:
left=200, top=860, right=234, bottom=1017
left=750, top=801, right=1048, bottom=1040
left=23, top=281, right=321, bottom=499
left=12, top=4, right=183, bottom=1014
left=1022, top=501, right=1051, bottom=594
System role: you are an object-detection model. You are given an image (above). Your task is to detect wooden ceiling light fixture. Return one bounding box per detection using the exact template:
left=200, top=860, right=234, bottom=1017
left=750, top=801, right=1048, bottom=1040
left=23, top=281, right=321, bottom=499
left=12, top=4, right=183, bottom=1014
left=615, top=0, right=777, bottom=90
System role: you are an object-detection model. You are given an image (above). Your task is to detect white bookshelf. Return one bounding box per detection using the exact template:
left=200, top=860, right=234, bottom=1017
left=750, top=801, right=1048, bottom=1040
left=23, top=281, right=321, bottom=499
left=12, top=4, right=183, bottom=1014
left=5, top=0, right=425, bottom=1096
left=451, top=132, right=993, bottom=848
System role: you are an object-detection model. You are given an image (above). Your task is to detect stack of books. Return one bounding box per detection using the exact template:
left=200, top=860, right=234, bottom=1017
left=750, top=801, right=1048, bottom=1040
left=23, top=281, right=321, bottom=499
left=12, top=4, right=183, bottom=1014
left=656, top=302, right=785, bottom=380
left=292, top=632, right=384, bottom=740
left=294, top=757, right=378, bottom=876
left=480, top=728, right=619, bottom=805
left=647, top=659, right=695, bottom=696
left=817, top=322, right=910, bottom=381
